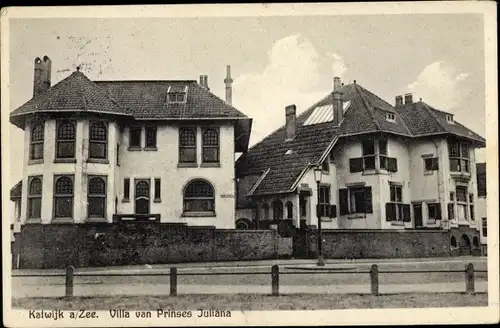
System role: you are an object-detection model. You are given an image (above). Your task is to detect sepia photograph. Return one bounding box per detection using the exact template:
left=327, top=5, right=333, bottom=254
left=1, top=2, right=498, bottom=327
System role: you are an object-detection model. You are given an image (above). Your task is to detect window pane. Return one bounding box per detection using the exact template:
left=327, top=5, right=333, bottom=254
left=203, top=129, right=219, bottom=146
left=362, top=139, right=375, bottom=155
left=390, top=186, right=395, bottom=202
left=180, top=129, right=196, bottom=146
left=470, top=205, right=475, bottom=220
left=202, top=147, right=219, bottom=163
left=379, top=138, right=388, bottom=155
left=450, top=158, right=460, bottom=172
left=154, top=179, right=161, bottom=199
left=89, top=177, right=106, bottom=195
left=428, top=204, right=436, bottom=219
left=55, top=197, right=73, bottom=217
left=364, top=156, right=375, bottom=170
left=353, top=191, right=365, bottom=213
left=57, top=122, right=75, bottom=140
left=146, top=126, right=157, bottom=148
left=28, top=198, right=41, bottom=218
left=456, top=187, right=467, bottom=202
left=136, top=181, right=150, bottom=198
left=57, top=141, right=75, bottom=158
left=461, top=143, right=469, bottom=158
left=55, top=177, right=73, bottom=195
left=380, top=155, right=388, bottom=170
left=462, top=159, right=470, bottom=172
left=90, top=122, right=107, bottom=141
left=31, top=124, right=44, bottom=141
left=130, top=127, right=141, bottom=147
left=184, top=199, right=214, bottom=212
left=424, top=158, right=433, bottom=171
left=31, top=143, right=44, bottom=160
left=88, top=197, right=105, bottom=217
left=449, top=141, right=460, bottom=157
left=396, top=187, right=402, bottom=202
left=89, top=142, right=107, bottom=159
left=185, top=181, right=214, bottom=197
left=180, top=148, right=196, bottom=162
left=29, top=178, right=42, bottom=195
left=124, top=178, right=130, bottom=199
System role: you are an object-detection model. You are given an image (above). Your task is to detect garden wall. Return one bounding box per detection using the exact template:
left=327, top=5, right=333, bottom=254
left=17, top=223, right=278, bottom=269
left=307, top=229, right=452, bottom=259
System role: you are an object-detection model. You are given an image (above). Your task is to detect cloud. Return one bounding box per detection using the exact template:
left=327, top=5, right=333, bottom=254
left=232, top=34, right=348, bottom=146
left=407, top=61, right=469, bottom=110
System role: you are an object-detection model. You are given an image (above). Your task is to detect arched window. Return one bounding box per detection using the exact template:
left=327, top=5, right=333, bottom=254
left=183, top=180, right=215, bottom=214
left=54, top=176, right=74, bottom=218
left=135, top=180, right=150, bottom=215
left=236, top=218, right=251, bottom=229
left=272, top=199, right=283, bottom=220
left=30, top=123, right=44, bottom=160
left=286, top=201, right=293, bottom=219
left=179, top=128, right=197, bottom=163
left=88, top=176, right=107, bottom=218
left=28, top=177, right=42, bottom=218
left=262, top=203, right=270, bottom=220
left=451, top=236, right=457, bottom=248
left=202, top=128, right=220, bottom=163
left=56, top=120, right=76, bottom=159
left=89, top=121, right=108, bottom=159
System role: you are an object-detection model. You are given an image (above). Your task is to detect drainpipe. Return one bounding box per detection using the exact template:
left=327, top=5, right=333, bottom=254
left=431, top=139, right=443, bottom=228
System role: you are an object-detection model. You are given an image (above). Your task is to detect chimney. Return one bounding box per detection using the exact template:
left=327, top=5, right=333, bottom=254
left=204, top=75, right=209, bottom=91
left=395, top=95, right=403, bottom=107
left=224, top=65, right=233, bottom=105
left=404, top=93, right=413, bottom=104
left=332, top=77, right=344, bottom=126
left=285, top=104, right=296, bottom=140
left=33, top=55, right=51, bottom=97
left=199, top=74, right=204, bottom=87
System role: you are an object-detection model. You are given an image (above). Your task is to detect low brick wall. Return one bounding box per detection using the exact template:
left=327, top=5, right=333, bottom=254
left=307, top=229, right=452, bottom=259
left=17, top=223, right=279, bottom=269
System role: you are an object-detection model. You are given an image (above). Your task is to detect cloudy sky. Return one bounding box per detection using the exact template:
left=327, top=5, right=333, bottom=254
left=7, top=14, right=486, bottom=182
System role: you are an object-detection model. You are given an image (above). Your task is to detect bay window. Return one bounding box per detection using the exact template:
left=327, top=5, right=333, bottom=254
left=448, top=140, right=470, bottom=173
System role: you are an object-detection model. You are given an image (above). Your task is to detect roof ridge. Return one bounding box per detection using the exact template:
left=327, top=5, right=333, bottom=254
left=94, top=79, right=198, bottom=83
left=355, top=84, right=381, bottom=130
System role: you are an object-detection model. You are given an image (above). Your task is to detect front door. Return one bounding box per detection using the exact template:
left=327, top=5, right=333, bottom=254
left=413, top=203, right=423, bottom=228
left=135, top=180, right=150, bottom=215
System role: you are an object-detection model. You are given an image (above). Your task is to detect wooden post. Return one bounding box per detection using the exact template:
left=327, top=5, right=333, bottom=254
left=65, top=266, right=74, bottom=298
left=271, top=265, right=279, bottom=296
left=170, top=267, right=177, bottom=296
left=370, top=264, right=379, bottom=295
left=465, top=263, right=475, bottom=293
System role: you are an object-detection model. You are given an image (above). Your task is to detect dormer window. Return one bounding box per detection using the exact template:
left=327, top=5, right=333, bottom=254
left=386, top=112, right=396, bottom=122
left=167, top=86, right=188, bottom=104
left=446, top=114, right=454, bottom=124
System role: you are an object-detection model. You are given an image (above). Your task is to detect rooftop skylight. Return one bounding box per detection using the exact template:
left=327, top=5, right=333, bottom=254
left=303, top=100, right=351, bottom=126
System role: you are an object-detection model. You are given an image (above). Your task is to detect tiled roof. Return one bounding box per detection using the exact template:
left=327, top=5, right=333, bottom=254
left=237, top=82, right=486, bottom=197
left=10, top=181, right=22, bottom=200
left=95, top=80, right=248, bottom=120
left=476, top=163, right=486, bottom=197
left=395, top=102, right=485, bottom=145
left=10, top=71, right=249, bottom=127
left=10, top=71, right=130, bottom=122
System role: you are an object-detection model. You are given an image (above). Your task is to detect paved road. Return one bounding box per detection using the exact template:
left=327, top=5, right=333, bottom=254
left=11, top=257, right=488, bottom=298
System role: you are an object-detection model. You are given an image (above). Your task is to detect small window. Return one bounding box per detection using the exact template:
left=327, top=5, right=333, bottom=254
left=88, top=176, right=107, bottom=218
left=123, top=178, right=130, bottom=201
left=167, top=86, right=188, bottom=104
left=54, top=176, right=74, bottom=218
left=286, top=201, right=293, bottom=219
left=386, top=112, right=396, bottom=122
left=129, top=126, right=142, bottom=148
left=202, top=128, right=220, bottom=163
left=427, top=203, right=441, bottom=220
left=30, top=123, right=44, bottom=160
left=116, top=144, right=120, bottom=165
left=482, top=217, right=487, bottom=237
left=154, top=178, right=161, bottom=202
left=89, top=121, right=108, bottom=159
left=145, top=126, right=157, bottom=149
left=424, top=157, right=439, bottom=172
left=183, top=179, right=215, bottom=214
left=56, top=120, right=76, bottom=159
left=28, top=176, right=42, bottom=219
left=446, top=114, right=453, bottom=123
left=179, top=128, right=197, bottom=163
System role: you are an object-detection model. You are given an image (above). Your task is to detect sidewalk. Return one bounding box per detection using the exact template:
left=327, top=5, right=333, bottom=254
left=11, top=281, right=488, bottom=298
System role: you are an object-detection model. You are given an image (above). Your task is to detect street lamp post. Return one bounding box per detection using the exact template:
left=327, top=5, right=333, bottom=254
left=313, top=165, right=325, bottom=267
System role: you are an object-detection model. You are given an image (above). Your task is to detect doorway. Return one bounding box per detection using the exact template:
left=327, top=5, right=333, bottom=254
left=459, top=234, right=472, bottom=256
left=135, top=180, right=150, bottom=214
left=413, top=203, right=423, bottom=228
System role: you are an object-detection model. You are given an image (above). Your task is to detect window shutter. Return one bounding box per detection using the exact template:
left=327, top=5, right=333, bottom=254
left=364, top=186, right=373, bottom=213
left=339, top=188, right=349, bottom=215
left=386, top=202, right=395, bottom=221
left=432, top=157, right=439, bottom=170
left=403, top=204, right=411, bottom=222
left=388, top=157, right=398, bottom=172
left=329, top=205, right=337, bottom=218
left=349, top=158, right=363, bottom=173
left=447, top=203, right=454, bottom=220
left=435, top=203, right=442, bottom=220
